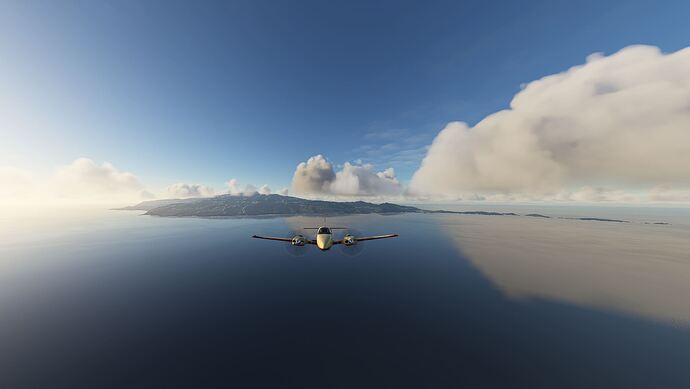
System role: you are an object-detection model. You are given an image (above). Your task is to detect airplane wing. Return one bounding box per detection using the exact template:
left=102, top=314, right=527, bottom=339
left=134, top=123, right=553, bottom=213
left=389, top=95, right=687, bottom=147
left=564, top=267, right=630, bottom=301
left=354, top=234, right=399, bottom=242
left=332, top=233, right=399, bottom=244
left=251, top=235, right=316, bottom=244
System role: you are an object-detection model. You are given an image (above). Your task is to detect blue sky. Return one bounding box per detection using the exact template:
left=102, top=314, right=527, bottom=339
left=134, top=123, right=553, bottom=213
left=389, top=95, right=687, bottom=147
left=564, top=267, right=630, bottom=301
left=1, top=0, right=689, bottom=193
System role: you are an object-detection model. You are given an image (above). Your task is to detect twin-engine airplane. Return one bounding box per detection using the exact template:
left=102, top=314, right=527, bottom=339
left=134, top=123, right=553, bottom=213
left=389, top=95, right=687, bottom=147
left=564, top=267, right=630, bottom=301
left=252, top=226, right=398, bottom=251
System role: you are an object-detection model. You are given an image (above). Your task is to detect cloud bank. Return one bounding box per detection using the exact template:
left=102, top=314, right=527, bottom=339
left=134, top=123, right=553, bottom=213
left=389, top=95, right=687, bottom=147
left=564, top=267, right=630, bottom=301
left=410, top=45, right=690, bottom=199
left=1, top=158, right=150, bottom=203
left=226, top=178, right=271, bottom=196
left=292, top=155, right=401, bottom=196
left=258, top=184, right=271, bottom=195
left=165, top=183, right=214, bottom=198
left=0, top=158, right=282, bottom=204
left=50, top=158, right=152, bottom=202
left=54, top=158, right=143, bottom=195
left=0, top=166, right=35, bottom=198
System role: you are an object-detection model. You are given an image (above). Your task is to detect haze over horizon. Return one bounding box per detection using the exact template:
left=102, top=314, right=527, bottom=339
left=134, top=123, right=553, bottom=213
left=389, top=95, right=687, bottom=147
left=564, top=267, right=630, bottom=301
left=2, top=1, right=690, bottom=205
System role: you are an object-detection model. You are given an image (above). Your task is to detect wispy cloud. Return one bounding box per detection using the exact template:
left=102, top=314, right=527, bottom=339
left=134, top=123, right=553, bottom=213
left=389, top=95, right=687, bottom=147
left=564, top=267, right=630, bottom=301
left=363, top=128, right=410, bottom=141
left=353, top=128, right=433, bottom=171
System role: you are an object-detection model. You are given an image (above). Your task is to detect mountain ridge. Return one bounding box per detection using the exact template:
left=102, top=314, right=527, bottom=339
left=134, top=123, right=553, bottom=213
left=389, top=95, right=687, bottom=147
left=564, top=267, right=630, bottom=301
left=123, top=194, right=421, bottom=217
left=115, top=194, right=658, bottom=224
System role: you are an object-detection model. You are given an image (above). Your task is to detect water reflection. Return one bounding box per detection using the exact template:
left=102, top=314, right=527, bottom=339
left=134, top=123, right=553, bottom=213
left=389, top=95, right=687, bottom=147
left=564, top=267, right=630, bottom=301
left=442, top=214, right=690, bottom=326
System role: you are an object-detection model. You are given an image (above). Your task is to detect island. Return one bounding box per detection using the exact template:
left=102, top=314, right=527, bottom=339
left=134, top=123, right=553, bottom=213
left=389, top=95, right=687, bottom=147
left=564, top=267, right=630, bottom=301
left=114, top=193, right=668, bottom=225
left=117, top=193, right=421, bottom=217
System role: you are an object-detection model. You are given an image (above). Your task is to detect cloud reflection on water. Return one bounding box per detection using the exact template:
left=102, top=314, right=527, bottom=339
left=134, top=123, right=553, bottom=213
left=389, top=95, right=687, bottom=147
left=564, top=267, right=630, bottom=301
left=441, top=214, right=690, bottom=326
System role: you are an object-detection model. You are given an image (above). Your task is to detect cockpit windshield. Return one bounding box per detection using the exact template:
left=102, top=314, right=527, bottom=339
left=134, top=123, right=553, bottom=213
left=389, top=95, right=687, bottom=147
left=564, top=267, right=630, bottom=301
left=317, top=227, right=331, bottom=235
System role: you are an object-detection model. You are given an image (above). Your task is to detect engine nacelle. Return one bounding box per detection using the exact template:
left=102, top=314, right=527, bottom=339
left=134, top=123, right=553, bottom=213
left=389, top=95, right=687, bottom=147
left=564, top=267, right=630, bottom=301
left=343, top=234, right=357, bottom=246
left=291, top=235, right=306, bottom=246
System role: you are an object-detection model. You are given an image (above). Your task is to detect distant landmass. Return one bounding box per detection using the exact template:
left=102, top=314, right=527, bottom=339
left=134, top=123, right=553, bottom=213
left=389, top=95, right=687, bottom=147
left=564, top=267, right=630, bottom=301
left=114, top=198, right=201, bottom=212
left=114, top=194, right=666, bottom=224
left=116, top=194, right=420, bottom=217
left=565, top=217, right=629, bottom=223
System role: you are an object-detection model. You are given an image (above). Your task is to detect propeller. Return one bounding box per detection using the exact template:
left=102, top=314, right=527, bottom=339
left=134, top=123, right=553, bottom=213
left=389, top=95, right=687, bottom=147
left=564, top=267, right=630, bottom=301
left=338, top=228, right=365, bottom=257
left=284, top=230, right=308, bottom=257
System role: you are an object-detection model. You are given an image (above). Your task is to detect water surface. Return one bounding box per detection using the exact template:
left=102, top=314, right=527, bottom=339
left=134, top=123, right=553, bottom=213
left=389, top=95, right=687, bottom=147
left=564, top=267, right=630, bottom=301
left=1, top=207, right=689, bottom=388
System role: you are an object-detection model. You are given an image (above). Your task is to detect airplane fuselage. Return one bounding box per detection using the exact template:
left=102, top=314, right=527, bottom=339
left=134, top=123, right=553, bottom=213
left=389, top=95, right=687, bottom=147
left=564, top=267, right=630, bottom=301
left=315, top=226, right=334, bottom=250
left=316, top=231, right=333, bottom=250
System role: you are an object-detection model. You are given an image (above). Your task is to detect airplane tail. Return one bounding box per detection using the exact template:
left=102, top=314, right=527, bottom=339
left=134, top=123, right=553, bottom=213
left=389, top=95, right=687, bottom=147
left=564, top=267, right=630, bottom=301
left=303, top=218, right=347, bottom=229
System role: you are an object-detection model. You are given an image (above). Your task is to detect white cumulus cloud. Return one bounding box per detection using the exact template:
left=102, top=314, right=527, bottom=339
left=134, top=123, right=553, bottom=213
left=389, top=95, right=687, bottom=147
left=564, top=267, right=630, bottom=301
left=165, top=183, right=214, bottom=198
left=291, top=155, right=336, bottom=194
left=409, top=45, right=690, bottom=199
left=1, top=158, right=151, bottom=204
left=226, top=178, right=267, bottom=196
left=226, top=178, right=242, bottom=195
left=243, top=184, right=258, bottom=195
left=291, top=155, right=402, bottom=197
left=258, top=184, right=271, bottom=195
left=53, top=158, right=144, bottom=198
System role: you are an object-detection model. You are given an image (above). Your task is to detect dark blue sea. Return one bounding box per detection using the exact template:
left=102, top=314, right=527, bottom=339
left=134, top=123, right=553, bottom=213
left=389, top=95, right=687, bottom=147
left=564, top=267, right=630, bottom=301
left=1, top=208, right=690, bottom=388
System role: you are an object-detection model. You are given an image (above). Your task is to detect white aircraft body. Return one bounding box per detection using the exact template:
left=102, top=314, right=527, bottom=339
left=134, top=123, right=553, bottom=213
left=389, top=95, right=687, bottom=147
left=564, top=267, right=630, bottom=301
left=252, top=226, right=398, bottom=251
